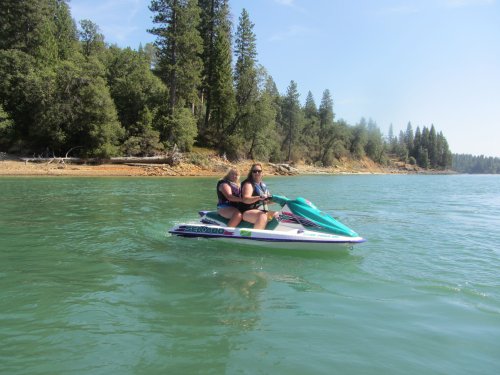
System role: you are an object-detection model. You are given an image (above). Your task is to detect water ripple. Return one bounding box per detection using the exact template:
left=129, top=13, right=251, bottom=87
left=2, top=175, right=500, bottom=374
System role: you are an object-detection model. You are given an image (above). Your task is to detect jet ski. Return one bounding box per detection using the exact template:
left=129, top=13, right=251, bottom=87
left=169, top=195, right=366, bottom=251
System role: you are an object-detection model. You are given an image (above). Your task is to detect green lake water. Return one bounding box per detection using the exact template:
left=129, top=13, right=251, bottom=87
left=1, top=175, right=499, bottom=374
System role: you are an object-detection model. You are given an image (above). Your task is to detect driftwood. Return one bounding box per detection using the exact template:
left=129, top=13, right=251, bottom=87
left=109, top=155, right=180, bottom=165
left=20, top=156, right=81, bottom=165
left=18, top=146, right=182, bottom=167
left=19, top=146, right=84, bottom=165
left=87, top=145, right=181, bottom=166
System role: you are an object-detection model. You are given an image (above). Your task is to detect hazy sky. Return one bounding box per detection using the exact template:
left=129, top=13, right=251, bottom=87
left=70, top=0, right=500, bottom=157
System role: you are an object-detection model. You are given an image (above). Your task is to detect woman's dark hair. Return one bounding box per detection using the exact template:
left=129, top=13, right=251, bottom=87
left=246, top=163, right=263, bottom=182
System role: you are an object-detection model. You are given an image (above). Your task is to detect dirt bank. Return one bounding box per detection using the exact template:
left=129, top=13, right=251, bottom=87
left=0, top=153, right=435, bottom=177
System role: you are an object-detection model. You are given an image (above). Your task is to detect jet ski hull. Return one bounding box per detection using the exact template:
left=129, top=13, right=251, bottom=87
left=169, top=223, right=366, bottom=251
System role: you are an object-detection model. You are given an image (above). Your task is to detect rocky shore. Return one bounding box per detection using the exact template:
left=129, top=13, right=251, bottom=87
left=0, top=151, right=447, bottom=177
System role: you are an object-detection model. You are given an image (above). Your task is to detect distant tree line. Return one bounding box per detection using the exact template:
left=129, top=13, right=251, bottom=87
left=387, top=122, right=452, bottom=169
left=452, top=154, right=500, bottom=174
left=0, top=0, right=452, bottom=169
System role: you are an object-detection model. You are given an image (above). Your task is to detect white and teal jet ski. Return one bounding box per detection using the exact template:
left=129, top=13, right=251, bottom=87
left=169, top=195, right=365, bottom=251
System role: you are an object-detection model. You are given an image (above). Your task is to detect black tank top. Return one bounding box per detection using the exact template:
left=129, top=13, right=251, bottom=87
left=239, top=179, right=269, bottom=211
left=216, top=179, right=240, bottom=207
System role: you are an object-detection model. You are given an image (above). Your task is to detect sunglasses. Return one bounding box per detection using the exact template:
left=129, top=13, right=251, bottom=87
left=252, top=170, right=262, bottom=174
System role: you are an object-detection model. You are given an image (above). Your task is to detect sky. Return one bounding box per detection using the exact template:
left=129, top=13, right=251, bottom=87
left=69, top=0, right=500, bottom=157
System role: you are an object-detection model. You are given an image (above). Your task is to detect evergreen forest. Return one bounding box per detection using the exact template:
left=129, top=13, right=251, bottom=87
left=452, top=154, right=500, bottom=174
left=0, top=0, right=455, bottom=170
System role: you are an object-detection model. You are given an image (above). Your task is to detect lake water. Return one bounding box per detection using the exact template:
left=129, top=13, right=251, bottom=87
left=1, top=175, right=499, bottom=374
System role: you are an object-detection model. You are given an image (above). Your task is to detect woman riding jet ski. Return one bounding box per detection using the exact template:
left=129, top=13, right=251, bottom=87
left=169, top=166, right=365, bottom=251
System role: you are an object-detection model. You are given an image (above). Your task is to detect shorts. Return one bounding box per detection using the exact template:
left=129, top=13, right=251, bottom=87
left=217, top=203, right=233, bottom=209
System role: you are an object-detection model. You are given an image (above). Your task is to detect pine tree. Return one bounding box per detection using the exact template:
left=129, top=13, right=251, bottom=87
left=428, top=124, right=438, bottom=168
left=241, top=67, right=279, bottom=160
left=281, top=80, right=302, bottom=161
left=302, top=91, right=319, bottom=163
left=396, top=130, right=409, bottom=161
left=405, top=122, right=414, bottom=155
left=1, top=0, right=76, bottom=64
left=264, top=75, right=281, bottom=124
left=365, top=119, right=386, bottom=163
left=232, top=9, right=258, bottom=134
left=304, top=91, right=317, bottom=119
left=387, top=124, right=393, bottom=142
left=0, top=0, right=49, bottom=55
left=234, top=9, right=257, bottom=92
left=52, top=0, right=78, bottom=60
left=413, top=126, right=422, bottom=160
left=198, top=0, right=235, bottom=146
left=351, top=118, right=368, bottom=159
left=198, top=0, right=216, bottom=138
left=421, top=126, right=430, bottom=155
left=78, top=19, right=105, bottom=58
left=319, top=89, right=334, bottom=129
left=388, top=124, right=397, bottom=153
left=417, top=145, right=429, bottom=168
left=437, top=131, right=452, bottom=169
left=149, top=0, right=203, bottom=113
left=318, top=89, right=335, bottom=163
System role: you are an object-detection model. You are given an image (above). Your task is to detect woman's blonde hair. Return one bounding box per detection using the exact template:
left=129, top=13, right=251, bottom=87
left=223, top=167, right=240, bottom=182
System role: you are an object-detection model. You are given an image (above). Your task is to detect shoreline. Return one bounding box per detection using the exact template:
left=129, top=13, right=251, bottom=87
left=0, top=156, right=452, bottom=177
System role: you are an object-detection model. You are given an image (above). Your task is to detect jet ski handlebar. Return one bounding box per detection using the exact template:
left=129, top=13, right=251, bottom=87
left=267, top=194, right=289, bottom=206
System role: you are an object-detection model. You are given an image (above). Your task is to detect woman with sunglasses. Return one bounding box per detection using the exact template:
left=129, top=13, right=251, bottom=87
left=240, top=163, right=274, bottom=229
left=217, top=168, right=262, bottom=227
